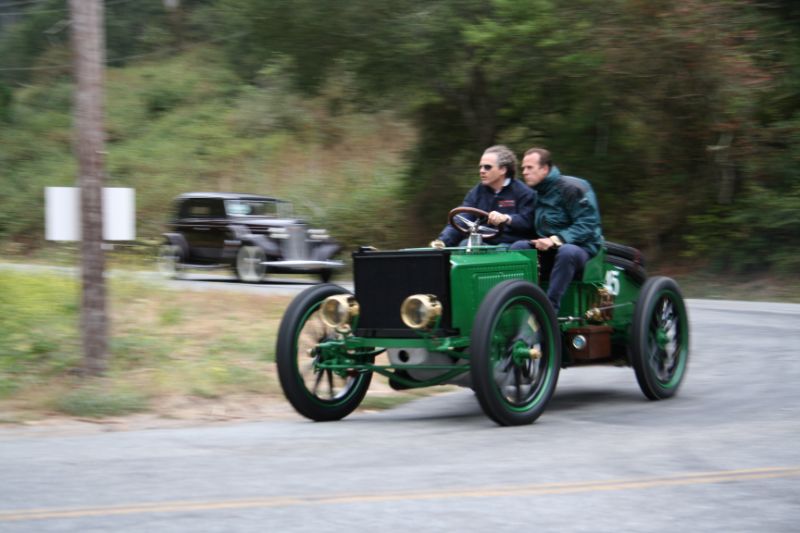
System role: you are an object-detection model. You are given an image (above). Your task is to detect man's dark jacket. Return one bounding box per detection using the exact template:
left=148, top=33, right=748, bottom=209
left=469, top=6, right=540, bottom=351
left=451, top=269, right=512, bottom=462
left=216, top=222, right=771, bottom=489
left=436, top=178, right=536, bottom=246
left=532, top=165, right=603, bottom=256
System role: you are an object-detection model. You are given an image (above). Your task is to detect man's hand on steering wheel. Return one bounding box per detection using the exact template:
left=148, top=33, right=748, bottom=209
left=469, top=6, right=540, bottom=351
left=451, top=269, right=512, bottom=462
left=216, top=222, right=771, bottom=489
left=487, top=211, right=511, bottom=227
left=447, top=207, right=505, bottom=240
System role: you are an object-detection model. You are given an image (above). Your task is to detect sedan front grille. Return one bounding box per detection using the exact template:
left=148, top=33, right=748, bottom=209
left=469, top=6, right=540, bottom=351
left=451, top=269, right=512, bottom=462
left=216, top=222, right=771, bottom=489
left=282, top=224, right=309, bottom=260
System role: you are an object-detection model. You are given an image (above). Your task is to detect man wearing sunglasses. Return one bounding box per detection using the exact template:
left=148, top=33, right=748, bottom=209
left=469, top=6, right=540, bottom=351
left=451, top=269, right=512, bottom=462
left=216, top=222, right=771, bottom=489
left=511, top=147, right=603, bottom=312
left=430, top=145, right=536, bottom=248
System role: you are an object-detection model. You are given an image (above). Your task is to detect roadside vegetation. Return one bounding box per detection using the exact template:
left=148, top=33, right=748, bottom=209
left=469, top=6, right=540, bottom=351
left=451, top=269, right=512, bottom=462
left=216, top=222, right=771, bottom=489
left=0, top=45, right=417, bottom=255
left=0, top=269, right=274, bottom=420
left=1, top=1, right=798, bottom=422
left=0, top=269, right=440, bottom=423
left=2, top=1, right=799, bottom=275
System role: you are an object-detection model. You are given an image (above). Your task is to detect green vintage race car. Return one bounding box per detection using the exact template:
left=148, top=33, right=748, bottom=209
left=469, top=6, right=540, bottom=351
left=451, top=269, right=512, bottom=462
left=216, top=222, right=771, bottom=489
left=275, top=207, right=689, bottom=426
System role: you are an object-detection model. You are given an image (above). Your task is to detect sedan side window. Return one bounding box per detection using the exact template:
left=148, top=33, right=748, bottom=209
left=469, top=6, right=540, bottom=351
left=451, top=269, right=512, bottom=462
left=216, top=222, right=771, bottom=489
left=181, top=199, right=225, bottom=219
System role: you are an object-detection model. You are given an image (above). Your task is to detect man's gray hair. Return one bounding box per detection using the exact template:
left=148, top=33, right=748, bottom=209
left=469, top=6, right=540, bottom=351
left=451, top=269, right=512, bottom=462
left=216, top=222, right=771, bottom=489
left=484, top=145, right=517, bottom=179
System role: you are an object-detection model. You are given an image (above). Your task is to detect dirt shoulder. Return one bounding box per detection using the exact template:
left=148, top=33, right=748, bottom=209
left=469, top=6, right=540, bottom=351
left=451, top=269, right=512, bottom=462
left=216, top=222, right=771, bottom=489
left=0, top=394, right=300, bottom=437
left=0, top=378, right=436, bottom=437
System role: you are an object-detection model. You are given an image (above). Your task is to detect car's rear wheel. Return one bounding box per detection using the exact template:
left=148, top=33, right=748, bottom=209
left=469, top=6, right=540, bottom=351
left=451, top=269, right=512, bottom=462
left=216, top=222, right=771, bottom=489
left=235, top=245, right=266, bottom=283
left=276, top=284, right=372, bottom=421
left=157, top=243, right=183, bottom=279
left=631, top=276, right=690, bottom=400
left=471, top=280, right=561, bottom=426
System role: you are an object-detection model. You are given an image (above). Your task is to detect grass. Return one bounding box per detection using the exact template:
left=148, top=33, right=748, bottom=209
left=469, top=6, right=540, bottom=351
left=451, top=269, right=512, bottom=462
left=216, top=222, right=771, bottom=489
left=0, top=269, right=439, bottom=424
left=53, top=384, right=150, bottom=418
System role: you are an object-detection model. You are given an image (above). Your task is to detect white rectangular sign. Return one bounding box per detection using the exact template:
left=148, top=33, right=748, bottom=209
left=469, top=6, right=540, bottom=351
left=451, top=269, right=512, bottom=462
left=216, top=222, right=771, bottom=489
left=45, top=187, right=136, bottom=241
left=45, top=187, right=80, bottom=241
left=103, top=187, right=136, bottom=241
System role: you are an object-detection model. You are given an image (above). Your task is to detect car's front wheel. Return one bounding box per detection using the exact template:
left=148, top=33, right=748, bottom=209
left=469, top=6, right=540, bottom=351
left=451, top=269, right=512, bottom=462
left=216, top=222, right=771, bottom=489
left=470, top=280, right=561, bottom=426
left=235, top=245, right=266, bottom=283
left=276, top=284, right=372, bottom=421
left=631, top=276, right=690, bottom=400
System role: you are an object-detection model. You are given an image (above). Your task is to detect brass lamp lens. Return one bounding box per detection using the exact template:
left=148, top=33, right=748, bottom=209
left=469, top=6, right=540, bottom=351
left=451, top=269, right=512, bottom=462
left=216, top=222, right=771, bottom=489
left=400, top=294, right=442, bottom=329
left=320, top=295, right=359, bottom=328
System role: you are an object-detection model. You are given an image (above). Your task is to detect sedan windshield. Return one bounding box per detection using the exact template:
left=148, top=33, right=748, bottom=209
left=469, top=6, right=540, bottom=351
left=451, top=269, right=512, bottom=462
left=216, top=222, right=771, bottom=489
left=225, top=199, right=292, bottom=218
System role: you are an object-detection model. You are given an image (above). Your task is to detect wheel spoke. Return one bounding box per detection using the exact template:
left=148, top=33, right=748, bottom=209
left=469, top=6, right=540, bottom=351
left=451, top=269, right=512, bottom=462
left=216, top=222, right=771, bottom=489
left=631, top=278, right=689, bottom=400
left=300, top=358, right=316, bottom=376
left=278, top=286, right=372, bottom=421
left=454, top=214, right=476, bottom=232
left=312, top=368, right=325, bottom=395
left=489, top=302, right=548, bottom=407
left=469, top=282, right=561, bottom=425
left=656, top=297, right=679, bottom=380
left=326, top=369, right=335, bottom=399
left=295, top=309, right=357, bottom=402
left=495, top=357, right=514, bottom=387
left=644, top=295, right=685, bottom=382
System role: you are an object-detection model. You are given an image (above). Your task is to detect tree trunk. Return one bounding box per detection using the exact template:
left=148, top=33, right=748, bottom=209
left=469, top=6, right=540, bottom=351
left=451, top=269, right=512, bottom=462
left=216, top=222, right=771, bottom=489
left=71, top=0, right=108, bottom=376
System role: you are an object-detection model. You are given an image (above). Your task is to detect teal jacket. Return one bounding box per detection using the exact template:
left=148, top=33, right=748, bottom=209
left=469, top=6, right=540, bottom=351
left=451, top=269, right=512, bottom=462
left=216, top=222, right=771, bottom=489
left=532, top=165, right=604, bottom=256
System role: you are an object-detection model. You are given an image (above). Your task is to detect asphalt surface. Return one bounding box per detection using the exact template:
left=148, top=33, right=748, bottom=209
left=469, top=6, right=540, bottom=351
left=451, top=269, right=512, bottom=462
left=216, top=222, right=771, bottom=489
left=0, top=297, right=798, bottom=532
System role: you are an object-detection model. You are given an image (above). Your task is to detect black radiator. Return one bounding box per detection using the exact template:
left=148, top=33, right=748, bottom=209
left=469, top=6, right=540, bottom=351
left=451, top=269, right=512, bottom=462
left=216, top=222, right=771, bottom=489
left=352, top=249, right=455, bottom=337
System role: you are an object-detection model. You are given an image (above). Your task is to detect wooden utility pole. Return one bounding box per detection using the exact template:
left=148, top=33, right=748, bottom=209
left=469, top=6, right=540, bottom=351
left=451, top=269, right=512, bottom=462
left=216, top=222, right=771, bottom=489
left=70, top=0, right=108, bottom=376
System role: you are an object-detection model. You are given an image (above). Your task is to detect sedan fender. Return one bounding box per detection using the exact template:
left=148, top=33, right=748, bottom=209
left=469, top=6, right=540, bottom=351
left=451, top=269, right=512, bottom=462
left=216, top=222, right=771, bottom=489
left=162, top=232, right=189, bottom=258
left=239, top=232, right=282, bottom=257
left=311, top=242, right=342, bottom=261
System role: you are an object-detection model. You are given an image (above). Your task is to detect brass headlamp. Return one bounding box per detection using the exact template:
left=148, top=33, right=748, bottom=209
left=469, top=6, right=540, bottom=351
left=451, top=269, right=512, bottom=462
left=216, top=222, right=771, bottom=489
left=400, top=294, right=442, bottom=330
left=320, top=295, right=360, bottom=330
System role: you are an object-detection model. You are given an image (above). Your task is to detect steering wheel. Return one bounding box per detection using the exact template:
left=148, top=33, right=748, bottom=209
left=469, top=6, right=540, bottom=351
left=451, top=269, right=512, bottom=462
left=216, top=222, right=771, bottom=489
left=448, top=207, right=502, bottom=240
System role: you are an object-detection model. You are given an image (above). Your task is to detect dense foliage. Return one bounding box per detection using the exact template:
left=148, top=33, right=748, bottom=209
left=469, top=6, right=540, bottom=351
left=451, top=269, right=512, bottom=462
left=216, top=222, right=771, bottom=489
left=1, top=0, right=798, bottom=273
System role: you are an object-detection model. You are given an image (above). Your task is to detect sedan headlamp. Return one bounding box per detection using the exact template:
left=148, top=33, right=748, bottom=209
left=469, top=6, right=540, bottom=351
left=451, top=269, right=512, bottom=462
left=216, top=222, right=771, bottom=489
left=320, top=295, right=360, bottom=330
left=400, top=294, right=442, bottom=330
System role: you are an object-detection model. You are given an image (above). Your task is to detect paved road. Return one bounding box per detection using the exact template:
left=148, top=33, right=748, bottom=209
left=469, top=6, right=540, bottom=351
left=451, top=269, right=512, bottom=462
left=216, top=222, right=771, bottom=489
left=155, top=271, right=354, bottom=296
left=1, top=300, right=798, bottom=532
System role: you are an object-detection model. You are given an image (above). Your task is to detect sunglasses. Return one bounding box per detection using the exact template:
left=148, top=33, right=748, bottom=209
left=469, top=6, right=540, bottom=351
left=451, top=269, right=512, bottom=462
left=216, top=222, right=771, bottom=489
left=479, top=164, right=494, bottom=171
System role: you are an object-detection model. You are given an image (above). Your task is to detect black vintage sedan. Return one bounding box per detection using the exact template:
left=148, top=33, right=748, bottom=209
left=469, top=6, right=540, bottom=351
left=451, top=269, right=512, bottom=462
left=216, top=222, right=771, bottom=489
left=157, top=192, right=343, bottom=283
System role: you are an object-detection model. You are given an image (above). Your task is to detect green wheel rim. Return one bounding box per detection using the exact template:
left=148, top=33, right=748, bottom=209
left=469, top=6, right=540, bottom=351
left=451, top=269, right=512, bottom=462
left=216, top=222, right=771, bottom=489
left=488, top=296, right=557, bottom=412
left=292, top=302, right=365, bottom=407
left=645, top=289, right=688, bottom=389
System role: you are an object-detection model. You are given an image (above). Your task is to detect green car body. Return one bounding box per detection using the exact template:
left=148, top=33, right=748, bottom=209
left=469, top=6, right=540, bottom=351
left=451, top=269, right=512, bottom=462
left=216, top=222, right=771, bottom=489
left=276, top=243, right=689, bottom=426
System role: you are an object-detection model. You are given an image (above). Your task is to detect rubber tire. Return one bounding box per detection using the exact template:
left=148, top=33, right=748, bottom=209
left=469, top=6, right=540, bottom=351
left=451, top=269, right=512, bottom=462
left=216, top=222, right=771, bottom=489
left=235, top=245, right=266, bottom=283
left=157, top=243, right=183, bottom=279
left=606, top=255, right=647, bottom=285
left=276, top=284, right=372, bottom=421
left=604, top=241, right=645, bottom=267
left=631, top=276, right=690, bottom=400
left=471, top=280, right=561, bottom=426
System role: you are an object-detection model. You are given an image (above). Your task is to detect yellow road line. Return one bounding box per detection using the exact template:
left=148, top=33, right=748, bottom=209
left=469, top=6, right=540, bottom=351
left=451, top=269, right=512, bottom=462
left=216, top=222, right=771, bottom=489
left=1, top=466, right=798, bottom=522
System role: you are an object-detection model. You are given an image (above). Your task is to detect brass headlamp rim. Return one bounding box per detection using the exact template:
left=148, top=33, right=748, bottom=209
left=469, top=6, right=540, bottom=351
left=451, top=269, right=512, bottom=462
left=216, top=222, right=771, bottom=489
left=320, top=294, right=360, bottom=329
left=400, top=294, right=443, bottom=330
